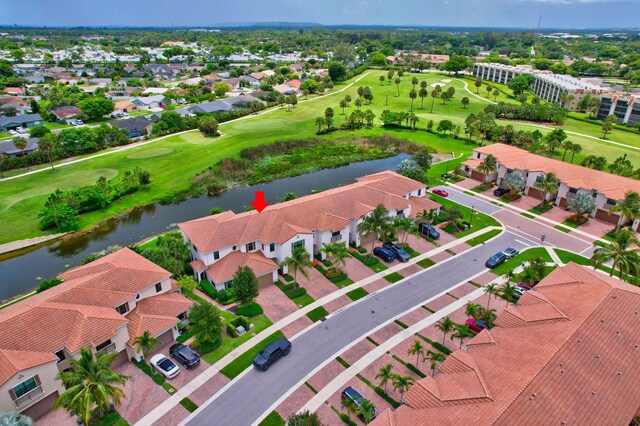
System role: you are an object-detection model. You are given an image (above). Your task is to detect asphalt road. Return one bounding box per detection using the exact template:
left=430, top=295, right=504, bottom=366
left=184, top=232, right=526, bottom=426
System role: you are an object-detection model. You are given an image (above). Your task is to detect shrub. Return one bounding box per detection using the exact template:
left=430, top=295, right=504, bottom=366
left=36, top=277, right=63, bottom=293
left=176, top=327, right=194, bottom=343
left=230, top=316, right=250, bottom=330
left=287, top=287, right=307, bottom=299
left=179, top=397, right=199, bottom=413
left=152, top=374, right=166, bottom=385
left=329, top=273, right=348, bottom=283
left=405, top=363, right=426, bottom=378
left=321, top=259, right=332, bottom=267
left=374, top=386, right=401, bottom=409
left=199, top=280, right=217, bottom=299
left=132, top=359, right=153, bottom=376
left=216, top=289, right=233, bottom=304
left=283, top=274, right=294, bottom=282
left=431, top=341, right=452, bottom=355
left=358, top=247, right=367, bottom=254
left=236, top=302, right=264, bottom=317
left=325, top=267, right=344, bottom=279
left=339, top=413, right=357, bottom=426
left=226, top=323, right=238, bottom=337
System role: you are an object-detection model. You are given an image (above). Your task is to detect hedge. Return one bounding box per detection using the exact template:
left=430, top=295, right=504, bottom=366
left=374, top=386, right=402, bottom=409
left=339, top=413, right=357, bottom=426
left=405, top=363, right=427, bottom=378
left=283, top=274, right=294, bottom=282
left=236, top=302, right=264, bottom=317
left=179, top=397, right=199, bottom=413
left=431, top=341, right=452, bottom=355
left=198, top=280, right=217, bottom=299
left=286, top=287, right=307, bottom=299
left=329, top=273, right=348, bottom=283
left=131, top=359, right=153, bottom=376
left=152, top=374, right=166, bottom=385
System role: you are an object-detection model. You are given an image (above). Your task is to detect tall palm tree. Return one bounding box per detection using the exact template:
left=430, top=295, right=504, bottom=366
left=533, top=173, right=559, bottom=206
left=38, top=136, right=55, bottom=171
left=500, top=282, right=519, bottom=306
left=357, top=399, right=377, bottom=425
left=569, top=143, right=582, bottom=163
left=561, top=141, right=573, bottom=162
left=419, top=87, right=427, bottom=109
left=341, top=395, right=358, bottom=423
left=12, top=137, right=27, bottom=158
left=416, top=208, right=436, bottom=225
left=54, top=348, right=130, bottom=425
left=476, top=155, right=497, bottom=183
left=451, top=324, right=475, bottom=348
left=392, top=216, right=413, bottom=243
left=425, top=350, right=445, bottom=377
left=435, top=316, right=455, bottom=345
left=394, top=77, right=401, bottom=96
left=392, top=374, right=415, bottom=400
left=375, top=364, right=394, bottom=392
left=609, top=191, right=640, bottom=230
left=465, top=301, right=481, bottom=319
left=409, top=89, right=417, bottom=112
left=319, top=242, right=350, bottom=268
left=407, top=339, right=425, bottom=367
left=483, top=283, right=499, bottom=309
left=591, top=229, right=640, bottom=280
left=281, top=245, right=313, bottom=288
left=132, top=331, right=161, bottom=360
left=356, top=204, right=392, bottom=255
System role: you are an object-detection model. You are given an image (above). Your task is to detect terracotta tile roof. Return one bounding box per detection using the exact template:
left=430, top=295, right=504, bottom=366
left=179, top=171, right=428, bottom=253
left=205, top=251, right=278, bottom=284
left=190, top=260, right=207, bottom=272
left=126, top=292, right=193, bottom=346
left=408, top=196, right=441, bottom=218
left=373, top=263, right=640, bottom=426
left=0, top=349, right=58, bottom=385
left=471, top=144, right=640, bottom=200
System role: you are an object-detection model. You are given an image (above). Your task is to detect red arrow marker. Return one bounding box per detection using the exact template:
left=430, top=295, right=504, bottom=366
left=250, top=191, right=270, bottom=213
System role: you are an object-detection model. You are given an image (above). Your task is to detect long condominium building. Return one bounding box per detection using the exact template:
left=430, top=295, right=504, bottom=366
left=472, top=63, right=608, bottom=111
left=596, top=92, right=640, bottom=125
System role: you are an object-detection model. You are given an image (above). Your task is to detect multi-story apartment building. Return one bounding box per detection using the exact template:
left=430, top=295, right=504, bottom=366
left=472, top=63, right=539, bottom=85
left=0, top=248, right=193, bottom=420
left=179, top=171, right=441, bottom=291
left=462, top=144, right=640, bottom=229
left=596, top=92, right=640, bottom=125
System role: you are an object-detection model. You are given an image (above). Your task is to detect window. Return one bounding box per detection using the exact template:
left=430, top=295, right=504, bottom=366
left=213, top=251, right=220, bottom=260
left=269, top=243, right=276, bottom=252
left=155, top=282, right=162, bottom=293
left=177, top=311, right=187, bottom=321
left=115, top=302, right=129, bottom=315
left=95, top=340, right=112, bottom=352
left=292, top=240, right=304, bottom=250
left=192, top=244, right=198, bottom=253
left=418, top=189, right=422, bottom=196
left=55, top=350, right=65, bottom=363
left=569, top=188, right=577, bottom=194
left=12, top=377, right=38, bottom=399
left=535, top=175, right=544, bottom=184
left=397, top=210, right=404, bottom=216
left=246, top=242, right=255, bottom=251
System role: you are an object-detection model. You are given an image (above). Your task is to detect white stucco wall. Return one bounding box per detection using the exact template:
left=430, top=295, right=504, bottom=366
left=0, top=362, right=63, bottom=414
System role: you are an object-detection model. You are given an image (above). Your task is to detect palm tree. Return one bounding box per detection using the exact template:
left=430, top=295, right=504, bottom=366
left=354, top=98, right=362, bottom=110
left=435, top=316, right=455, bottom=345
left=591, top=229, right=640, bottom=280
left=451, top=324, right=475, bottom=349
left=315, top=117, right=325, bottom=132
left=281, top=245, right=313, bottom=288
left=533, top=172, right=559, bottom=206
left=461, top=97, right=470, bottom=109
left=12, top=137, right=27, bottom=158
left=476, top=154, right=497, bottom=183
left=465, top=301, right=481, bottom=319
left=561, top=141, right=573, bottom=162
left=341, top=395, right=358, bottom=423
left=132, top=331, right=161, bottom=360
left=54, top=348, right=129, bottom=425
left=375, top=364, right=394, bottom=392
left=319, top=241, right=350, bottom=268
left=569, top=143, right=582, bottom=163
left=609, top=191, right=640, bottom=230
left=394, top=77, right=401, bottom=96
left=392, top=374, right=415, bottom=400
left=407, top=339, right=425, bottom=367
left=357, top=399, right=377, bottom=425
left=356, top=204, right=392, bottom=255
left=38, top=136, right=55, bottom=171
left=416, top=208, right=436, bottom=225
left=430, top=89, right=438, bottom=113
left=379, top=75, right=385, bottom=85
left=500, top=282, right=519, bottom=306
left=339, top=99, right=347, bottom=115
left=392, top=216, right=413, bottom=243
left=411, top=76, right=419, bottom=89
left=0, top=412, right=32, bottom=426
left=425, top=350, right=445, bottom=377
left=409, top=89, right=417, bottom=112
left=483, top=282, right=499, bottom=309
left=418, top=87, right=427, bottom=109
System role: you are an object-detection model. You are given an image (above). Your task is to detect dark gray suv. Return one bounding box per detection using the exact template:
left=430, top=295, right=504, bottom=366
left=253, top=337, right=292, bottom=371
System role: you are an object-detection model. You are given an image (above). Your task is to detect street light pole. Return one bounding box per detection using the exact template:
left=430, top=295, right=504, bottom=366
left=469, top=205, right=475, bottom=228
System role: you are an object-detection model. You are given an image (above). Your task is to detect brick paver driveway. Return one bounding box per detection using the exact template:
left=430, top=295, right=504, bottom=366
left=256, top=281, right=299, bottom=322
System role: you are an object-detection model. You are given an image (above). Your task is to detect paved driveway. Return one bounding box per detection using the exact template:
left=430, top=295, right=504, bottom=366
left=184, top=232, right=527, bottom=426
left=256, top=282, right=299, bottom=322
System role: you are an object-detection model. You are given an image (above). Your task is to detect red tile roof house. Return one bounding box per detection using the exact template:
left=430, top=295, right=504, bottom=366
left=0, top=248, right=192, bottom=420
left=179, top=171, right=441, bottom=291
left=373, top=262, right=640, bottom=426
left=462, top=144, right=640, bottom=230
left=51, top=106, right=83, bottom=121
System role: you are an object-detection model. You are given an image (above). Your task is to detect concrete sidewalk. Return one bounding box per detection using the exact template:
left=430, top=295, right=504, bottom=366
left=135, top=225, right=502, bottom=426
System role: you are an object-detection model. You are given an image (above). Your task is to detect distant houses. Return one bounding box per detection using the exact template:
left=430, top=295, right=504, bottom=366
left=0, top=114, right=43, bottom=132
left=131, top=95, right=166, bottom=110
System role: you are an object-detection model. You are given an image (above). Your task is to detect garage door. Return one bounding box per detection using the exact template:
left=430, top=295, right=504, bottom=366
left=470, top=170, right=485, bottom=182
left=558, top=198, right=568, bottom=208
left=111, top=349, right=130, bottom=367
left=526, top=187, right=545, bottom=200
left=23, top=391, right=59, bottom=420
left=257, top=273, right=274, bottom=287
left=595, top=209, right=620, bottom=224
left=156, top=329, right=175, bottom=347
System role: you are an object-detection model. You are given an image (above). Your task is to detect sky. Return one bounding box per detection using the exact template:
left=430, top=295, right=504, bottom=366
left=0, top=0, right=638, bottom=29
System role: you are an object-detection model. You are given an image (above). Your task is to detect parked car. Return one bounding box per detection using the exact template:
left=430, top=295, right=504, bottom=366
left=169, top=343, right=201, bottom=369
left=466, top=318, right=490, bottom=333
left=342, top=386, right=377, bottom=421
left=418, top=223, right=440, bottom=240
left=15, top=127, right=25, bottom=134
left=517, top=282, right=533, bottom=290
left=253, top=337, right=291, bottom=371
left=485, top=252, right=507, bottom=268
left=8, top=130, right=17, bottom=135
left=373, top=246, right=396, bottom=262
left=493, top=187, right=510, bottom=197
left=68, top=120, right=79, bottom=126
left=76, top=119, right=84, bottom=125
left=432, top=188, right=449, bottom=197
left=514, top=287, right=526, bottom=299
left=150, top=354, right=180, bottom=379
left=382, top=242, right=410, bottom=262
left=503, top=247, right=520, bottom=259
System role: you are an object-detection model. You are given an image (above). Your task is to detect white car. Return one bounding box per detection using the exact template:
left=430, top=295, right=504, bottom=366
left=15, top=127, right=26, bottom=134
left=8, top=130, right=17, bottom=135
left=150, top=354, right=180, bottom=379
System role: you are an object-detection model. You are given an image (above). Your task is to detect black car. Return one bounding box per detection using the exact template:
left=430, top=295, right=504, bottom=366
left=418, top=223, right=440, bottom=240
left=382, top=242, right=410, bottom=262
left=342, top=387, right=377, bottom=421
left=373, top=247, right=395, bottom=262
left=493, top=187, right=511, bottom=197
left=253, top=337, right=291, bottom=371
left=485, top=252, right=507, bottom=268
left=169, top=343, right=201, bottom=369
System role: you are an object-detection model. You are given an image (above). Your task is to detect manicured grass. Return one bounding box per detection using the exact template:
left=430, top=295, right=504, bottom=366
left=137, top=237, right=159, bottom=250
left=93, top=411, right=130, bottom=426
left=466, top=229, right=502, bottom=246
left=417, top=258, right=436, bottom=268
left=179, top=397, right=199, bottom=413
left=292, top=293, right=314, bottom=307
left=562, top=219, right=582, bottom=229
left=307, top=306, right=330, bottom=322
left=384, top=272, right=404, bottom=283
left=554, top=225, right=573, bottom=233
left=554, top=249, right=590, bottom=266
left=491, top=247, right=553, bottom=276
left=429, top=194, right=502, bottom=238
left=219, top=331, right=286, bottom=379
left=520, top=212, right=535, bottom=219
left=332, top=277, right=354, bottom=288
left=162, top=382, right=177, bottom=394
left=346, top=287, right=369, bottom=301
left=258, top=411, right=285, bottom=426
left=201, top=313, right=273, bottom=365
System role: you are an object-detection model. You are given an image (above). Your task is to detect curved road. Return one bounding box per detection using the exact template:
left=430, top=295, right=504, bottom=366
left=182, top=229, right=524, bottom=426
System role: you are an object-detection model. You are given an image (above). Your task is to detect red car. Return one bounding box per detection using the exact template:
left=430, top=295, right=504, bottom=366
left=466, top=318, right=489, bottom=333
left=432, top=188, right=449, bottom=197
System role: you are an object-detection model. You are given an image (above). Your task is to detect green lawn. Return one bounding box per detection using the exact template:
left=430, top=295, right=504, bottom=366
left=429, top=194, right=502, bottom=238
left=292, top=293, right=314, bottom=307
left=307, top=306, right=329, bottom=322
left=219, top=331, right=286, bottom=379
left=201, top=313, right=272, bottom=365
left=554, top=249, right=590, bottom=266
left=384, top=272, right=404, bottom=283
left=417, top=258, right=436, bottom=268
left=346, top=287, right=369, bottom=301
left=466, top=229, right=502, bottom=246
left=491, top=247, right=553, bottom=276
left=258, top=411, right=285, bottom=426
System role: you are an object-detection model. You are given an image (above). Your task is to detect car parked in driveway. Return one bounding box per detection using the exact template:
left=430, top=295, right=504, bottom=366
left=466, top=318, right=490, bottom=333
left=432, top=188, right=449, bottom=197
left=485, top=252, right=507, bottom=268
left=169, top=343, right=201, bottom=369
left=418, top=223, right=440, bottom=240
left=253, top=337, right=291, bottom=371
left=493, top=187, right=510, bottom=197
left=342, top=386, right=377, bottom=421
left=503, top=247, right=519, bottom=259
left=150, top=354, right=180, bottom=379
left=373, top=246, right=395, bottom=262
left=382, top=242, right=410, bottom=262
